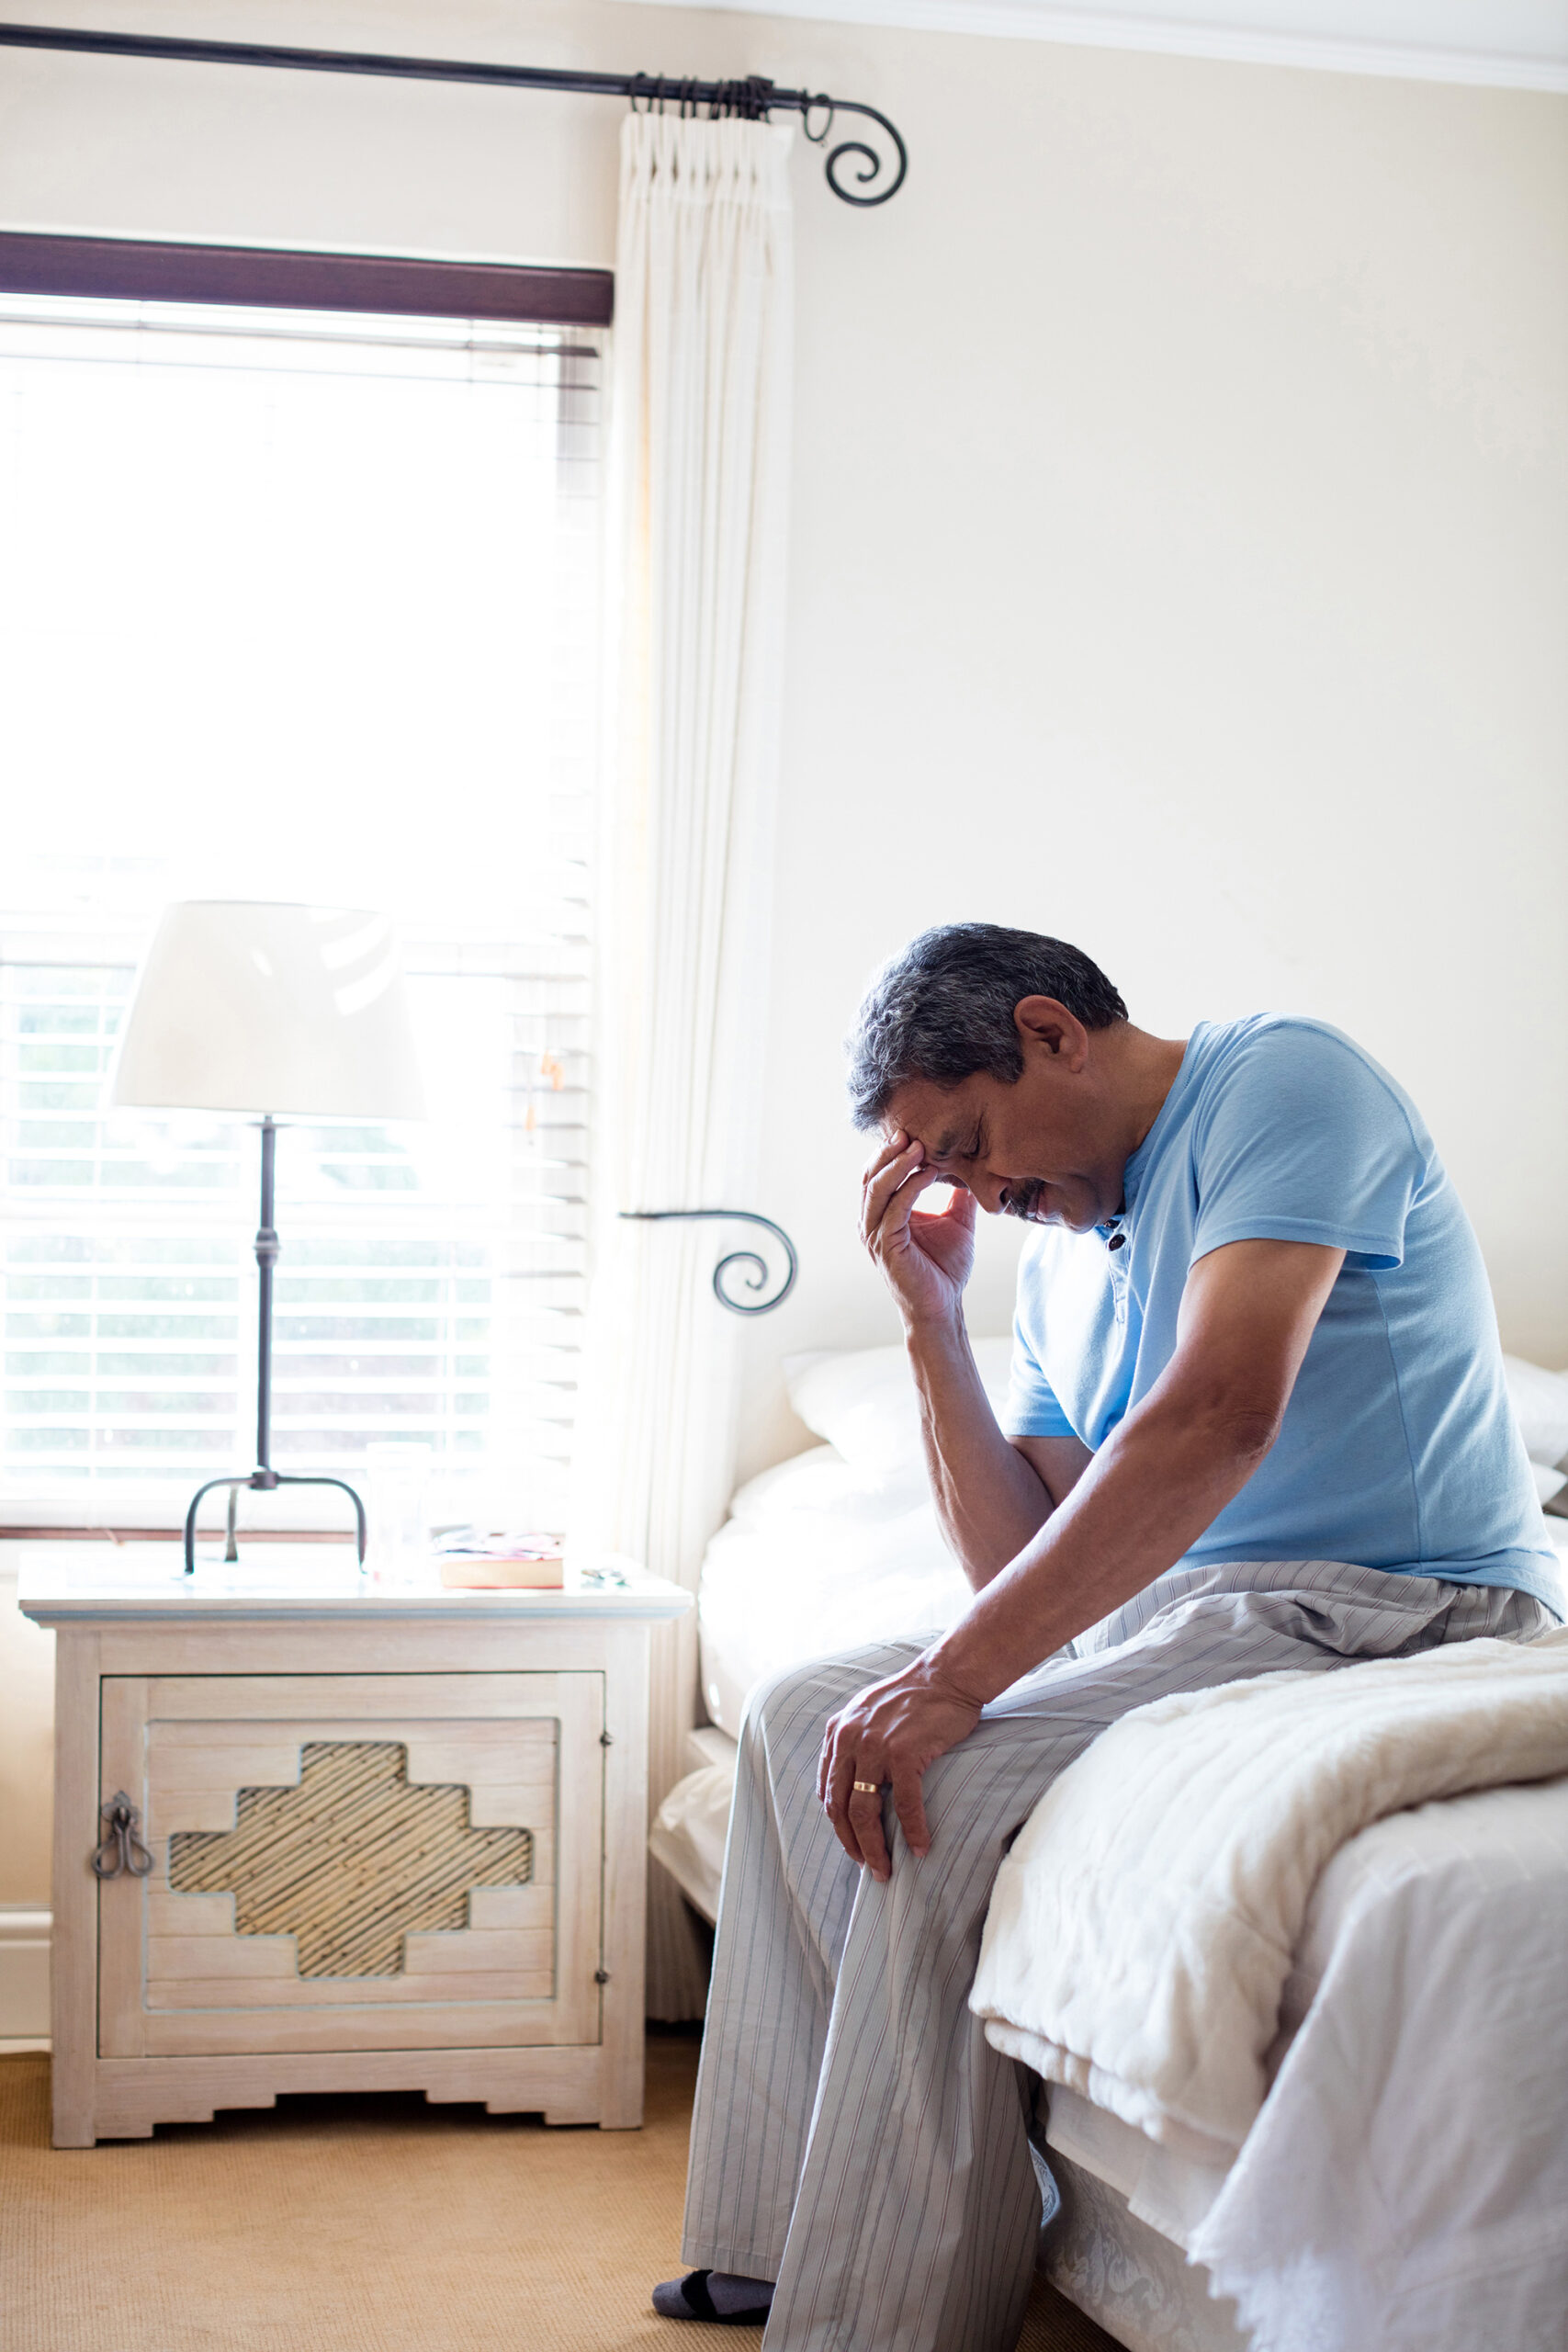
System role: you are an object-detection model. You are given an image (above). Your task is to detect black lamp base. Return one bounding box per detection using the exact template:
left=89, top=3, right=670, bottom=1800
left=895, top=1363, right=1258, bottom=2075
left=183, top=1118, right=368, bottom=1575
left=184, top=1470, right=368, bottom=1575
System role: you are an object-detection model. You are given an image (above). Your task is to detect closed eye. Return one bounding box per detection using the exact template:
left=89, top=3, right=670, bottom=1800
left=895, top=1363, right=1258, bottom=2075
left=929, top=1120, right=985, bottom=1170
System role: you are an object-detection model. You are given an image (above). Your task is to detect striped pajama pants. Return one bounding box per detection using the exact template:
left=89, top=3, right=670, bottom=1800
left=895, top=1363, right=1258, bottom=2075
left=680, top=1557, right=1552, bottom=2352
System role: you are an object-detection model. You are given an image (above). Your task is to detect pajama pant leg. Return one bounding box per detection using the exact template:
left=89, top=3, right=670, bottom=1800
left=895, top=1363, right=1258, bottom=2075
left=680, top=1564, right=1548, bottom=2352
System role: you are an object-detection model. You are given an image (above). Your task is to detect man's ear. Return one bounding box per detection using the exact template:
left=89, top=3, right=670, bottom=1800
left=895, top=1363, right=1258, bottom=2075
left=1013, top=996, right=1090, bottom=1072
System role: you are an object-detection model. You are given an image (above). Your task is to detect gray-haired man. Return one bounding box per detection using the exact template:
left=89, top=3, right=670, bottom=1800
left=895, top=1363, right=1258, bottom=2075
left=655, top=924, right=1559, bottom=2349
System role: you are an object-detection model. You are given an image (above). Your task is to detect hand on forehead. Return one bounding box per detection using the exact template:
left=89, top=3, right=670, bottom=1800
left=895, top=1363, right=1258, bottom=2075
left=883, top=1080, right=986, bottom=1166
left=874, top=1125, right=964, bottom=1214
left=915, top=1119, right=981, bottom=1172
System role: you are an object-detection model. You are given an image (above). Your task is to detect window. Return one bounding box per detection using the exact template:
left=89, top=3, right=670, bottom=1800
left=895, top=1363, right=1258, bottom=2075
left=0, top=287, right=603, bottom=1530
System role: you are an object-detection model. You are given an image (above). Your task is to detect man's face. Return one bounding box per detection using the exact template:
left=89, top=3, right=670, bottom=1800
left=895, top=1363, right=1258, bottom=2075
left=884, top=1026, right=1124, bottom=1234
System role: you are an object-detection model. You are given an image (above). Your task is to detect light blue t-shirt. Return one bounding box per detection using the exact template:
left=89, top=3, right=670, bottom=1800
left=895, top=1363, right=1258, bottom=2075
left=1004, top=1015, right=1562, bottom=1614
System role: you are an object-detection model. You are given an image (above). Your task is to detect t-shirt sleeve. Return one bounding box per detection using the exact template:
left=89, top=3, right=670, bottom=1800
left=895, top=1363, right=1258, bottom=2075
left=1191, top=1024, right=1423, bottom=1272
left=1003, top=1304, right=1078, bottom=1438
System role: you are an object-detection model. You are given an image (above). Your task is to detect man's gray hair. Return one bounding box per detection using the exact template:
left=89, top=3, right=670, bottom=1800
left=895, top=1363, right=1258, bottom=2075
left=846, top=924, right=1128, bottom=1130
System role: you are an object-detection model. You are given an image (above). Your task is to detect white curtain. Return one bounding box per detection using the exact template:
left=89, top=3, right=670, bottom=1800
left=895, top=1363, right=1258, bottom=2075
left=576, top=113, right=794, bottom=2017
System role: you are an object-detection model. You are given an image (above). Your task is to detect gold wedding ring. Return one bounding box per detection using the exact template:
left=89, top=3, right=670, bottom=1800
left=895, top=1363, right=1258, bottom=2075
left=852, top=1780, right=883, bottom=1795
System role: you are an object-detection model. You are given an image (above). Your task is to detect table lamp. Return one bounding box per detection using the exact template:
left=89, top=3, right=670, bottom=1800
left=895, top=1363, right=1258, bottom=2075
left=107, top=902, right=427, bottom=1572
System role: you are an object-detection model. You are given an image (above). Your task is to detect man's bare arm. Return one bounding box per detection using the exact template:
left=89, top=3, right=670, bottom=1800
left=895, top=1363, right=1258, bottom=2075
left=822, top=1237, right=1345, bottom=1877
left=861, top=1128, right=1090, bottom=1584
left=908, top=1313, right=1092, bottom=1588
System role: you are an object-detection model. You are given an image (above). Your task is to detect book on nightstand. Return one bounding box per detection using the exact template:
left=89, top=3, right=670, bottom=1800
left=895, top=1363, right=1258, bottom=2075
left=434, top=1531, right=566, bottom=1589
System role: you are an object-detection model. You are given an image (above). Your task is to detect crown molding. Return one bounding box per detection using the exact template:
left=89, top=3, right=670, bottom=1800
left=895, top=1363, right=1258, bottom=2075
left=615, top=1, right=1568, bottom=94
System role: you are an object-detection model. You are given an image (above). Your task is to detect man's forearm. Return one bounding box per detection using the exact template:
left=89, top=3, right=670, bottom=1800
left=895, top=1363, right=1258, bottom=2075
left=925, top=1384, right=1277, bottom=1701
left=908, top=1313, right=1054, bottom=1589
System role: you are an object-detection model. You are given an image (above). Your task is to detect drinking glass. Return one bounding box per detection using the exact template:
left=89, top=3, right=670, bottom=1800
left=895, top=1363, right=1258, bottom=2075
left=363, top=1442, right=434, bottom=1586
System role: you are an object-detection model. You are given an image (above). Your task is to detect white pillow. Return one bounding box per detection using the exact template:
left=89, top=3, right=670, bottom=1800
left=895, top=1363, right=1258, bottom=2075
left=1532, top=1461, right=1567, bottom=1509
left=724, top=1445, right=897, bottom=1531
left=784, top=1337, right=1015, bottom=1482
left=1504, top=1356, right=1568, bottom=1470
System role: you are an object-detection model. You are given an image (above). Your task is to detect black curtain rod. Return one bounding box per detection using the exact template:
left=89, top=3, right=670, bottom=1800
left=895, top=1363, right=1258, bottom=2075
left=0, top=19, right=908, bottom=206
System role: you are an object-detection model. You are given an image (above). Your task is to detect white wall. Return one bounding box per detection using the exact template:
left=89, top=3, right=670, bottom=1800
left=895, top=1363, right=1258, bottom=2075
left=3, top=1, right=1564, bottom=1508
left=0, top=1572, right=53, bottom=1906
left=0, top=1558, right=55, bottom=2019
left=749, top=26, right=1568, bottom=1472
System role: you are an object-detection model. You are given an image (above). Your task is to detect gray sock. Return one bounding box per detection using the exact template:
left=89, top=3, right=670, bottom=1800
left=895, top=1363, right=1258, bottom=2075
left=709, top=2274, right=773, bottom=2317
left=651, top=2270, right=774, bottom=2321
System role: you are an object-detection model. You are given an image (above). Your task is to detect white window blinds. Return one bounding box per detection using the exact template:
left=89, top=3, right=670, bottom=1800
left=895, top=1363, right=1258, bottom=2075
left=0, top=292, right=602, bottom=1530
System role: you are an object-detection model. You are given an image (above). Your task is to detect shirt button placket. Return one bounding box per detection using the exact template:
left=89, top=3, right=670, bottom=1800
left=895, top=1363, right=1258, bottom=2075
left=1106, top=1227, right=1128, bottom=1328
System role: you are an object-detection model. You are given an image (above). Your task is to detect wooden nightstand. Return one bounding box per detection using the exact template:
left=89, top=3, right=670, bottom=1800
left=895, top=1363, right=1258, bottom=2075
left=18, top=1546, right=691, bottom=2148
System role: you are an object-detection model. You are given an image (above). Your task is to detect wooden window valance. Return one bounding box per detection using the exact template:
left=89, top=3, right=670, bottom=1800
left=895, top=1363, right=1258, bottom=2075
left=0, top=229, right=613, bottom=326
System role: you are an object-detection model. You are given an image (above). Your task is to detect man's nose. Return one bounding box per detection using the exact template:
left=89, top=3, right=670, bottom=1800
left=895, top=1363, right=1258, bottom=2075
left=968, top=1172, right=1008, bottom=1216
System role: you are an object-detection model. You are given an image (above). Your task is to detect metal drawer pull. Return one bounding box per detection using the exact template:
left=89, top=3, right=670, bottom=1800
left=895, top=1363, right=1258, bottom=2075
left=92, top=1792, right=154, bottom=1881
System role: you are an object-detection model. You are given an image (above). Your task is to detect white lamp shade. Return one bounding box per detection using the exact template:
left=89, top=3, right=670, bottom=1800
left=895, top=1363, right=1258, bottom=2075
left=108, top=901, right=427, bottom=1120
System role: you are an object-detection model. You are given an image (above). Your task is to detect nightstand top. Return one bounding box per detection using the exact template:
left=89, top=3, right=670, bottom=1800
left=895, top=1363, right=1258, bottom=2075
left=11, top=1541, right=693, bottom=1626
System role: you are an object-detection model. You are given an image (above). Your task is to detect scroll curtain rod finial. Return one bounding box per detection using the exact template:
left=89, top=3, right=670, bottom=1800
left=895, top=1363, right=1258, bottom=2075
left=619, top=1209, right=798, bottom=1316
left=0, top=22, right=909, bottom=207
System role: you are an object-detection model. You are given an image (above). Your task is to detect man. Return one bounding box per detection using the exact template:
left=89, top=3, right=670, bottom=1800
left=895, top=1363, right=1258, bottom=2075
left=654, top=924, right=1561, bottom=2350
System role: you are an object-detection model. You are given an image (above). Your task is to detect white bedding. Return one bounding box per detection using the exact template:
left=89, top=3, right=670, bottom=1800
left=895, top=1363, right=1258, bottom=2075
left=1190, top=1773, right=1568, bottom=2352
left=696, top=1443, right=970, bottom=1736
left=649, top=1752, right=736, bottom=1926
left=972, top=1628, right=1568, bottom=2160
left=698, top=1337, right=1016, bottom=1732
left=972, top=1633, right=1568, bottom=2350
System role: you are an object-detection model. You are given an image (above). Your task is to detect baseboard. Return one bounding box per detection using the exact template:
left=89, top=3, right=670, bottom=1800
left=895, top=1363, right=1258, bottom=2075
left=0, top=1907, right=51, bottom=2041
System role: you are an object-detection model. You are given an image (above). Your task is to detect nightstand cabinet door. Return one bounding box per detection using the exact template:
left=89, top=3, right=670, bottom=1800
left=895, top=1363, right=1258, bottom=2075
left=97, top=1673, right=604, bottom=2059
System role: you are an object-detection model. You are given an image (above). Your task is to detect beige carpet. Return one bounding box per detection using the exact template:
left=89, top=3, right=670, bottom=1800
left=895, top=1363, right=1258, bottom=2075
left=0, top=2040, right=1117, bottom=2352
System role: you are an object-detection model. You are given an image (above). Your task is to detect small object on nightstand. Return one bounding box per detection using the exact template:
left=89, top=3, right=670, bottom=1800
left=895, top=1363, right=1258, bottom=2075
left=365, top=1442, right=434, bottom=1586
left=435, top=1530, right=566, bottom=1589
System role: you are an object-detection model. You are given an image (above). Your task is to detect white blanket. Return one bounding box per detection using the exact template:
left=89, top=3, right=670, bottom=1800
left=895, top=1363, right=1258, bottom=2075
left=1190, top=1773, right=1568, bottom=2352
left=969, top=1627, right=1568, bottom=2164
left=1032, top=1776, right=1568, bottom=2352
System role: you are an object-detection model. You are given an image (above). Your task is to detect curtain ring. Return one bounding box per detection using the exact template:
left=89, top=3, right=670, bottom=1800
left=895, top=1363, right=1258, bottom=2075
left=802, top=96, right=835, bottom=146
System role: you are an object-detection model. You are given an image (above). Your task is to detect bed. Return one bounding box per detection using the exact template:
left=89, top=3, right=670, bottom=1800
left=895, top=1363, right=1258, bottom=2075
left=650, top=1341, right=1568, bottom=2352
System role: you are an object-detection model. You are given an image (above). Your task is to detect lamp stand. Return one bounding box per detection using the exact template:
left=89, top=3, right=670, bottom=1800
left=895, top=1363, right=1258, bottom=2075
left=183, top=1116, right=368, bottom=1573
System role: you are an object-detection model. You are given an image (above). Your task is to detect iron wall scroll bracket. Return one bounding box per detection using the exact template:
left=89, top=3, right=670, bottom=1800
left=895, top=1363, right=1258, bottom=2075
left=91, top=1792, right=154, bottom=1881
left=619, top=1208, right=798, bottom=1316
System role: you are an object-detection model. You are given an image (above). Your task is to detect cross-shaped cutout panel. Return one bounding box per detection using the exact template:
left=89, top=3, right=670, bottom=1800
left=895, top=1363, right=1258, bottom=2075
left=168, top=1740, right=536, bottom=1978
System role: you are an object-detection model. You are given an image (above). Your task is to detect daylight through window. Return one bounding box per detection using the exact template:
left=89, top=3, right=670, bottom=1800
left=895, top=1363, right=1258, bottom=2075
left=0, top=291, right=603, bottom=1530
